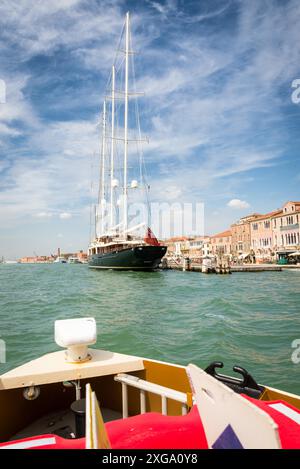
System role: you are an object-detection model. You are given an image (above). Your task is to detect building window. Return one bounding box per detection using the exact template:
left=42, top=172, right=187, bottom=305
left=253, top=223, right=258, bottom=230
left=264, top=221, right=270, bottom=229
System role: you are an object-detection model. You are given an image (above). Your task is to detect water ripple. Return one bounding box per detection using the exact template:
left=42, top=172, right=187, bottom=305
left=0, top=265, right=299, bottom=394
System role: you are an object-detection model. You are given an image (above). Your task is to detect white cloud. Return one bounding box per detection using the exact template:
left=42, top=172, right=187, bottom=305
left=227, top=199, right=250, bottom=209
left=0, top=122, right=21, bottom=137
left=0, top=74, right=37, bottom=141
left=150, top=2, right=167, bottom=15
left=59, top=212, right=72, bottom=219
left=0, top=0, right=124, bottom=61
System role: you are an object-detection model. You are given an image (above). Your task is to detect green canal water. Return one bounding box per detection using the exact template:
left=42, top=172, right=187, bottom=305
left=0, top=264, right=300, bottom=394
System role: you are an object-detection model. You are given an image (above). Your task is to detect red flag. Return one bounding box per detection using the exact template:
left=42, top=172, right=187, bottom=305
left=144, top=227, right=160, bottom=246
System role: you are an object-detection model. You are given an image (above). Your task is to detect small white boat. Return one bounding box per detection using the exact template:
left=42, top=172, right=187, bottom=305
left=67, top=257, right=82, bottom=264
left=53, top=257, right=67, bottom=264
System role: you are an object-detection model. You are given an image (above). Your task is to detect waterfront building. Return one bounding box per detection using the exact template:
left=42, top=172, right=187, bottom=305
left=77, top=250, right=88, bottom=262
left=161, top=200, right=300, bottom=265
left=231, top=214, right=260, bottom=260
left=210, top=230, right=232, bottom=257
left=199, top=236, right=212, bottom=258
left=272, top=201, right=300, bottom=257
left=249, top=201, right=300, bottom=262
left=164, top=236, right=207, bottom=261
left=19, top=257, right=36, bottom=264
left=187, top=236, right=207, bottom=262
left=164, top=237, right=190, bottom=258
left=250, top=210, right=281, bottom=262
left=18, top=250, right=88, bottom=264
left=19, top=256, right=52, bottom=263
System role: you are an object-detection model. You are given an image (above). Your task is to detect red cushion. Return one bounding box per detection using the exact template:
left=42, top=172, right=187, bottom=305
left=106, top=405, right=208, bottom=449
left=4, top=397, right=299, bottom=449
left=243, top=396, right=300, bottom=449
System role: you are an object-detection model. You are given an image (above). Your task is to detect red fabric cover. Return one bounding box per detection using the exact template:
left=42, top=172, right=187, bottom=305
left=0, top=434, right=85, bottom=449
left=106, top=405, right=208, bottom=449
left=243, top=396, right=300, bottom=449
left=144, top=227, right=160, bottom=246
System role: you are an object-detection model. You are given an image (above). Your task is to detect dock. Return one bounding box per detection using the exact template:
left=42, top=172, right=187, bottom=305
left=162, top=260, right=300, bottom=273
left=231, top=265, right=282, bottom=272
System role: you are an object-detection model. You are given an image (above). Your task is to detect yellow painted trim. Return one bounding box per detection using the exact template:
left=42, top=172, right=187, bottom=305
left=260, top=387, right=300, bottom=410
left=186, top=392, right=193, bottom=408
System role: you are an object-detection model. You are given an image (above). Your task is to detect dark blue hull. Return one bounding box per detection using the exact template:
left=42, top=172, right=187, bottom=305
left=88, top=245, right=167, bottom=270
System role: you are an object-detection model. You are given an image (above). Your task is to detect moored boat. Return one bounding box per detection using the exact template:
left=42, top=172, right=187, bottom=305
left=67, top=257, right=82, bottom=264
left=53, top=257, right=67, bottom=264
left=88, top=237, right=167, bottom=270
left=1, top=316, right=300, bottom=449
left=87, top=13, right=167, bottom=271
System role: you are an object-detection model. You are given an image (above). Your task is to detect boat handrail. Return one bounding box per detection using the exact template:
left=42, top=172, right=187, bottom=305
left=114, top=373, right=189, bottom=418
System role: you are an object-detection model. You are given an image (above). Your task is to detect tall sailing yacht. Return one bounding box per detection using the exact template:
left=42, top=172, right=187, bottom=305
left=88, top=12, right=167, bottom=270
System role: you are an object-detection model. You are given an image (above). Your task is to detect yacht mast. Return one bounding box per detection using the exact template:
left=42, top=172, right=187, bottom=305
left=123, top=11, right=129, bottom=236
left=110, top=65, right=115, bottom=230
left=100, top=100, right=106, bottom=235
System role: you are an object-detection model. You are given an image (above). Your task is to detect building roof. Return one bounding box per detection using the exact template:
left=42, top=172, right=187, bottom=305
left=211, top=230, right=232, bottom=239
left=165, top=236, right=190, bottom=242
left=272, top=207, right=300, bottom=219
left=283, top=201, right=300, bottom=206
left=250, top=209, right=282, bottom=222
left=239, top=213, right=261, bottom=221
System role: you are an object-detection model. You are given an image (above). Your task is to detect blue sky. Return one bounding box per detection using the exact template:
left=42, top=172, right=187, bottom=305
left=0, top=0, right=300, bottom=258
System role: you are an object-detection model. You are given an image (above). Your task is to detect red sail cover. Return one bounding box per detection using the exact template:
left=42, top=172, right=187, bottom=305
left=144, top=228, right=160, bottom=246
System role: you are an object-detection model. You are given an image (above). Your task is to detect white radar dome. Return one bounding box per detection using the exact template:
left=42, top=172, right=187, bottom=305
left=130, top=180, right=138, bottom=189
left=55, top=317, right=97, bottom=363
